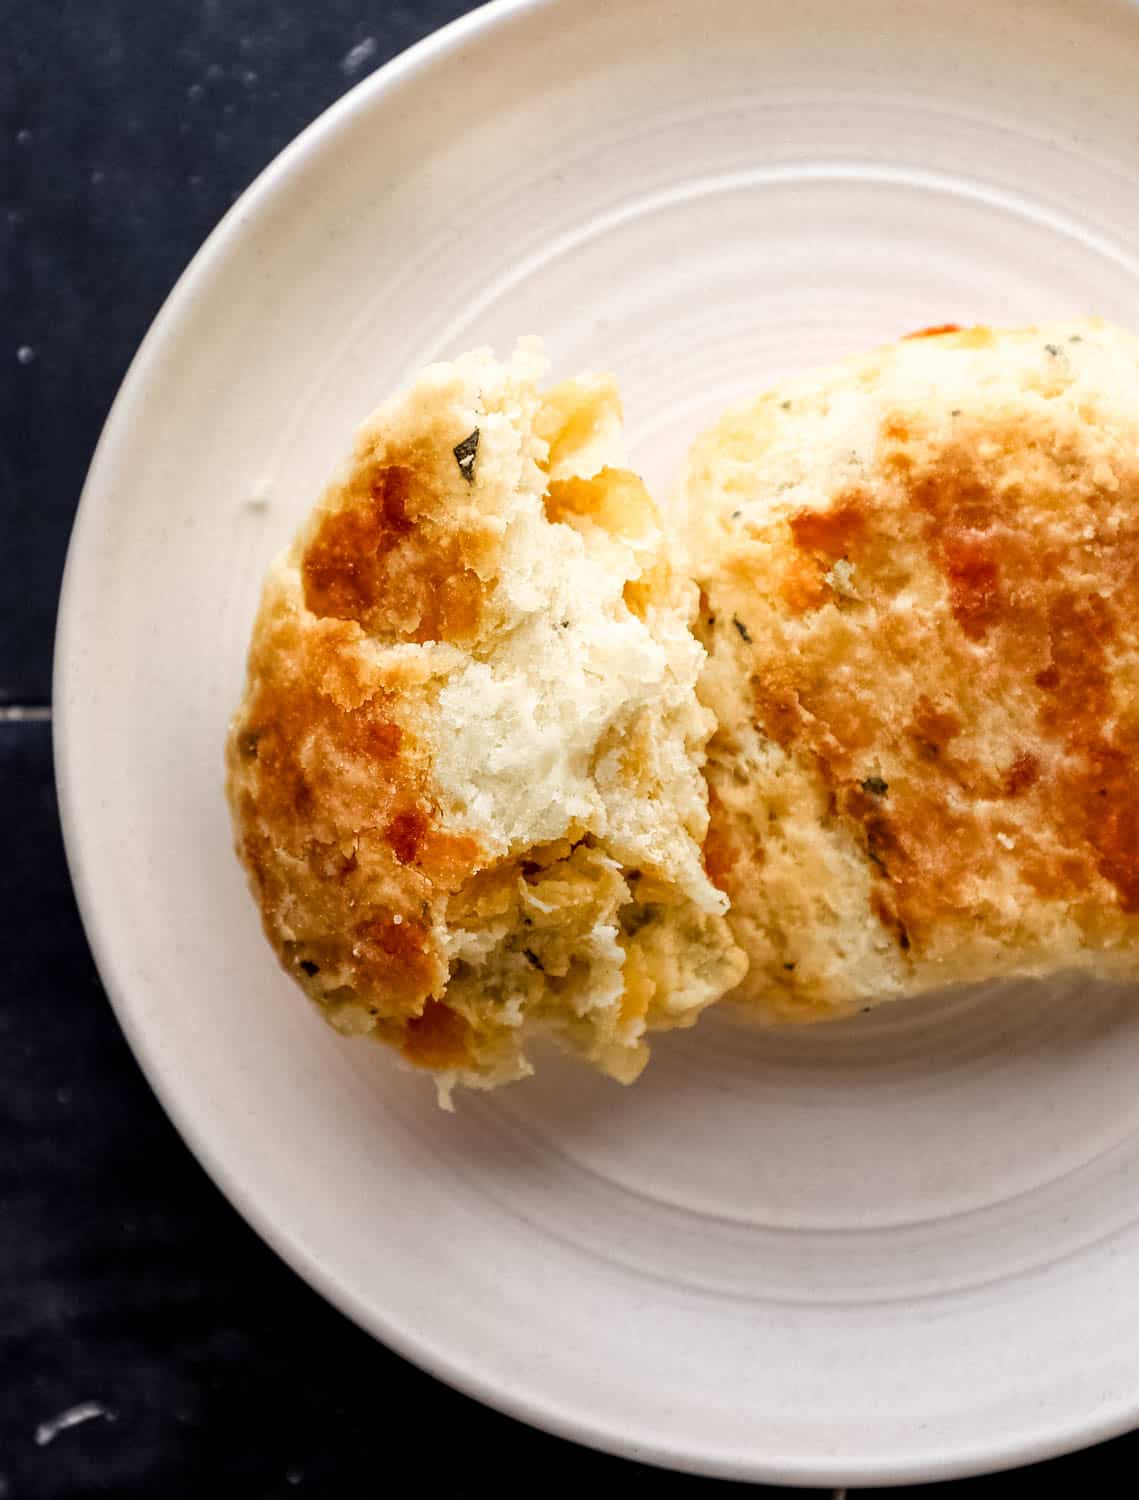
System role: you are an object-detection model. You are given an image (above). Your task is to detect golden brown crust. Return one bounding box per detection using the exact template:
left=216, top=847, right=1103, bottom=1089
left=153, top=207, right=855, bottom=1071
left=227, top=351, right=530, bottom=1073
left=679, top=319, right=1139, bottom=1018
left=301, top=460, right=491, bottom=644
left=227, top=564, right=480, bottom=1027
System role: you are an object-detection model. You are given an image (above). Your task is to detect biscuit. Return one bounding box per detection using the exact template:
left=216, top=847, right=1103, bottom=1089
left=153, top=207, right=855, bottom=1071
left=227, top=342, right=745, bottom=1100
left=677, top=319, right=1139, bottom=1020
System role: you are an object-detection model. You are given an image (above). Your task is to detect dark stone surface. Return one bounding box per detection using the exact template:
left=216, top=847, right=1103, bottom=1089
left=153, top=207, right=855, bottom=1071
left=3, top=0, right=1136, bottom=1493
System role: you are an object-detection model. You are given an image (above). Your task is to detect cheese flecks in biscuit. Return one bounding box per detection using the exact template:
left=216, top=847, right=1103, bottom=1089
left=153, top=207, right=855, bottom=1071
left=227, top=342, right=746, bottom=1101
left=677, top=319, right=1139, bottom=1022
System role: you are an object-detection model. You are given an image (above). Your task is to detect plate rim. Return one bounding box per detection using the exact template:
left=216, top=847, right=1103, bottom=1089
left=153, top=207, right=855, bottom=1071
left=51, top=0, right=1139, bottom=1483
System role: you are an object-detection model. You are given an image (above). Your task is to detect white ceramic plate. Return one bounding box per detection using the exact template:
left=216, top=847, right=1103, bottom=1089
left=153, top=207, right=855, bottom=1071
left=56, top=0, right=1139, bottom=1485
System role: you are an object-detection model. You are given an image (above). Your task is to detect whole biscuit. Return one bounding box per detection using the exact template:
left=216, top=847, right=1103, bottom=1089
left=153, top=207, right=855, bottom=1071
left=679, top=319, right=1139, bottom=1020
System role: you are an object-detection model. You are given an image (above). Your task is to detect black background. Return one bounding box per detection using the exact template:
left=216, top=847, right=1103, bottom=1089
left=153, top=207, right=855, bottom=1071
left=3, top=2, right=1137, bottom=1494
